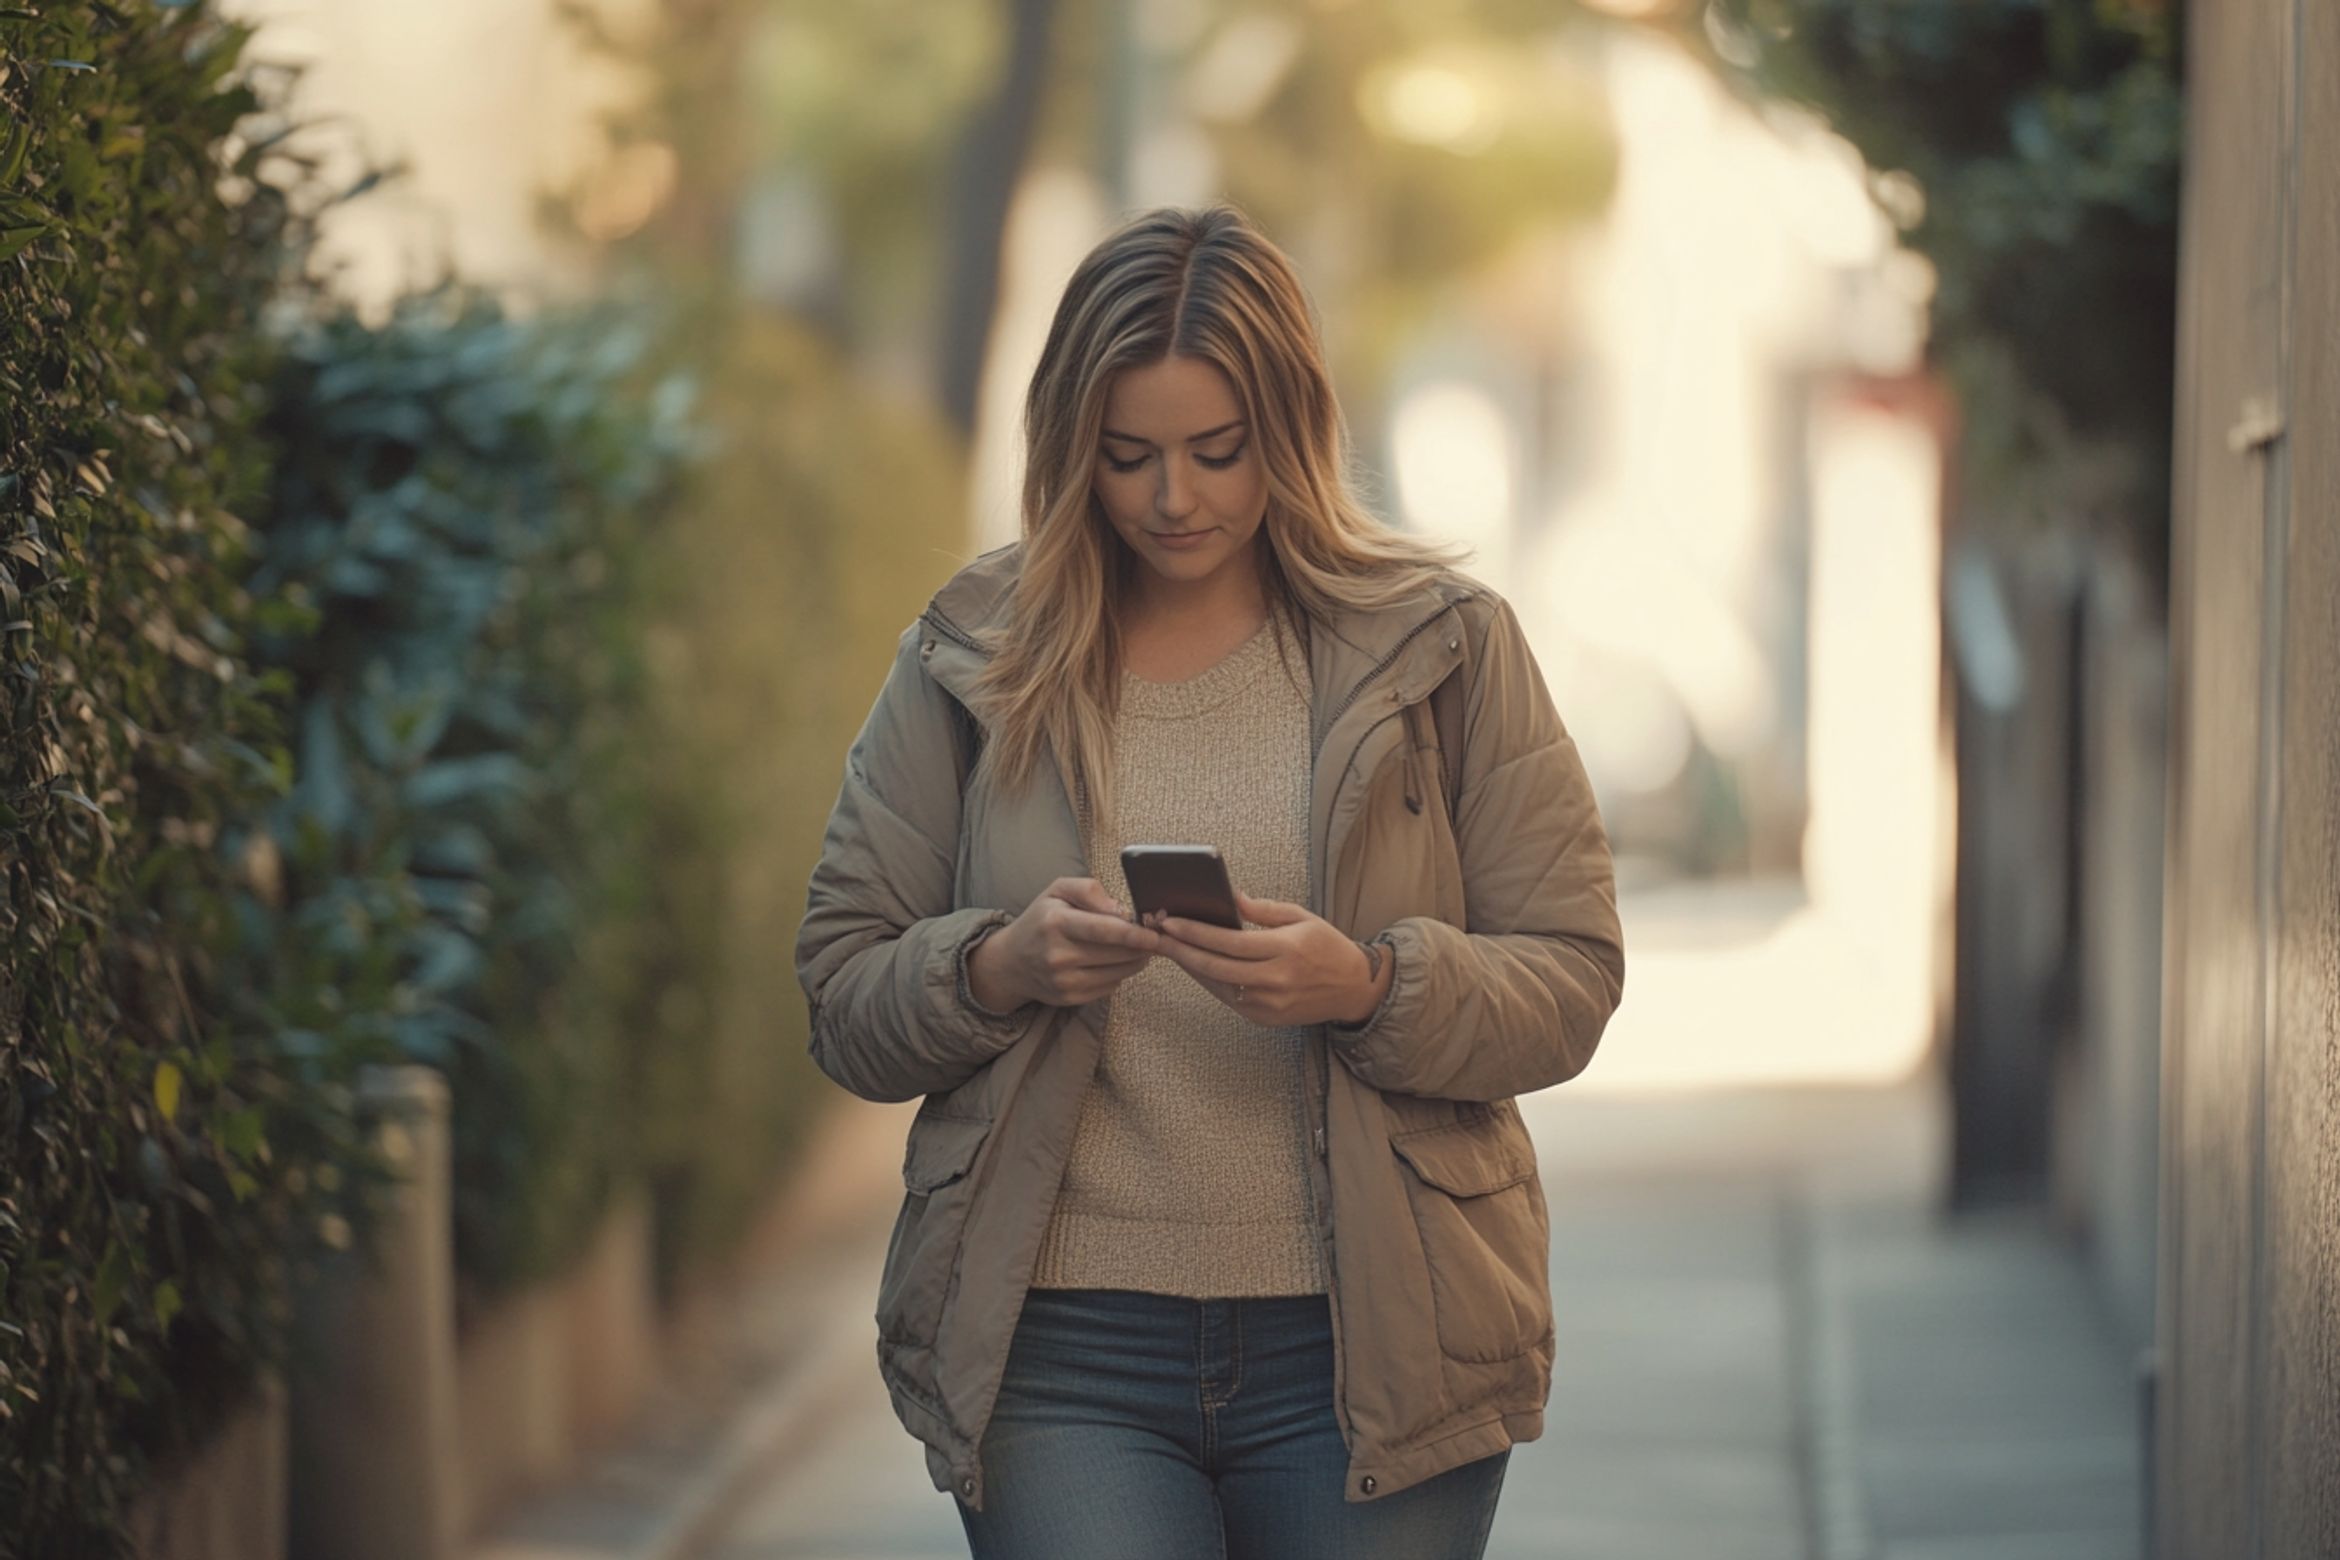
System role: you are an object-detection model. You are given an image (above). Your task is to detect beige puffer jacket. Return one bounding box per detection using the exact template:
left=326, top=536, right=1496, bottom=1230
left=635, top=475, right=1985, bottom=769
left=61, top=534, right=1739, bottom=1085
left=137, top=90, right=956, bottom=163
left=795, top=540, right=1624, bottom=1511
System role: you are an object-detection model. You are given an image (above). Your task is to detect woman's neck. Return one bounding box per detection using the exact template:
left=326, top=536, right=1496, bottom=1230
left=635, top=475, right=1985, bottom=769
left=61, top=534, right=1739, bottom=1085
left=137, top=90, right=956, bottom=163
left=1122, top=546, right=1269, bottom=639
left=1119, top=556, right=1278, bottom=682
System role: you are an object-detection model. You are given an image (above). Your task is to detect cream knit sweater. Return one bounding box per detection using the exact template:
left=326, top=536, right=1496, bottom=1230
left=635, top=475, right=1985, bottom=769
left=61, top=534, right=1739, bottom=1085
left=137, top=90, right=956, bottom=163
left=1027, top=604, right=1328, bottom=1296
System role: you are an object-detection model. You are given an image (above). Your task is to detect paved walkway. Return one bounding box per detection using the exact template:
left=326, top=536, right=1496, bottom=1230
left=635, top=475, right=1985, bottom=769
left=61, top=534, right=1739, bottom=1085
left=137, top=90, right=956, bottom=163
left=693, top=1074, right=2145, bottom=1560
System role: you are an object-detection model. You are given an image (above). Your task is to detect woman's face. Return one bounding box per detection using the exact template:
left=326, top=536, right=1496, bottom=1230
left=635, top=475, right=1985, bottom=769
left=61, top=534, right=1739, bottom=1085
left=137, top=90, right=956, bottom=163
left=1092, top=354, right=1267, bottom=588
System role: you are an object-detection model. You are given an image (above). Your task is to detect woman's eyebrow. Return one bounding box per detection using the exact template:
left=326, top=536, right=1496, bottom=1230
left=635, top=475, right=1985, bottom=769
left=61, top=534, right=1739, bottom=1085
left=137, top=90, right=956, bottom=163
left=1100, top=419, right=1247, bottom=447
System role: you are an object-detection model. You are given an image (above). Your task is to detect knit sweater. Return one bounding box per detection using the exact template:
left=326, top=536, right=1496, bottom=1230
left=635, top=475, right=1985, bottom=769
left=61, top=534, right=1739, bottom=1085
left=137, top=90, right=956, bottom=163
left=1027, top=604, right=1329, bottom=1296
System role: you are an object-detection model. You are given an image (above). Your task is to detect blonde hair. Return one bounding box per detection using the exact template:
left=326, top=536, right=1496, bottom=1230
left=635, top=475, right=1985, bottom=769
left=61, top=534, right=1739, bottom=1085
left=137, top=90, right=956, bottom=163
left=967, top=201, right=1473, bottom=839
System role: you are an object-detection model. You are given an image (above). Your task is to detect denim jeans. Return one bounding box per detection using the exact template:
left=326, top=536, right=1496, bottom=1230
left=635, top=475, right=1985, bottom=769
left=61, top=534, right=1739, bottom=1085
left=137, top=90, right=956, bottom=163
left=955, top=1285, right=1510, bottom=1560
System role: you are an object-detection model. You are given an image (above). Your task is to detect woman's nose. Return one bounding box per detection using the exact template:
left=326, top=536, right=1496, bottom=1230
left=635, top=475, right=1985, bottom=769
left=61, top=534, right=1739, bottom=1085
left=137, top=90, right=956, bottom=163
left=1155, top=460, right=1196, bottom=519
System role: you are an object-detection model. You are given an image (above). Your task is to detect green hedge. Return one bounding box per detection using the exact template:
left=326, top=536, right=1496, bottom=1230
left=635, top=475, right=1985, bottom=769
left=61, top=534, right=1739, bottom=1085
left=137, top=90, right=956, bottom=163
left=1, top=1, right=703, bottom=1547
left=552, top=0, right=1000, bottom=1281
left=3, top=1, right=973, bottom=1548
left=242, top=281, right=702, bottom=1300
left=0, top=3, right=375, bottom=1549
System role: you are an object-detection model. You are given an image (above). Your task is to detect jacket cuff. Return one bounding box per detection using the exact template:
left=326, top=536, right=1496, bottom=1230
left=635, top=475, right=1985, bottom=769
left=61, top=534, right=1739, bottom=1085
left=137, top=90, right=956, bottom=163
left=955, top=908, right=1036, bottom=1023
left=1328, top=930, right=1401, bottom=1038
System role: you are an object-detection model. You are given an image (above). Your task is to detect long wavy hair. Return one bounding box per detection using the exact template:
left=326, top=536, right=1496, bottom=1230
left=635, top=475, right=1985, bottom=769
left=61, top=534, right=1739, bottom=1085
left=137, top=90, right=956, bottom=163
left=966, top=201, right=1474, bottom=840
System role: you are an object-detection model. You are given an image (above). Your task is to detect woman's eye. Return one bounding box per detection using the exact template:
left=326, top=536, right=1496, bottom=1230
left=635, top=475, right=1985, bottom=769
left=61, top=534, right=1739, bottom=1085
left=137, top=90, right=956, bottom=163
left=1102, top=444, right=1245, bottom=474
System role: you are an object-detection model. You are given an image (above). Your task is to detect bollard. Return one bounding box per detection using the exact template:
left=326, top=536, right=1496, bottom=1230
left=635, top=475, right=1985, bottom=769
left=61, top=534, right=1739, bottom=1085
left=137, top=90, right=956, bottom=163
left=287, top=1065, right=460, bottom=1560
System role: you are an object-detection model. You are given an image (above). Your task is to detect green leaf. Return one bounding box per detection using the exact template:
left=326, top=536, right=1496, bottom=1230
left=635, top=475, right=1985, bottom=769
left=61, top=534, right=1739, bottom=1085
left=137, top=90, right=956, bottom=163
left=0, top=120, right=29, bottom=187
left=153, top=1281, right=182, bottom=1333
left=406, top=752, right=529, bottom=808
left=152, top=1060, right=182, bottom=1125
left=219, top=1106, right=265, bottom=1161
left=91, top=1244, right=129, bottom=1328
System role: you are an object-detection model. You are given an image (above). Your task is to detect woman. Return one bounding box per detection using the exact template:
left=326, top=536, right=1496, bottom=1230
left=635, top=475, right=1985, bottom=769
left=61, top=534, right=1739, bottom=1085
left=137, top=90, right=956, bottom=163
left=795, top=203, right=1624, bottom=1560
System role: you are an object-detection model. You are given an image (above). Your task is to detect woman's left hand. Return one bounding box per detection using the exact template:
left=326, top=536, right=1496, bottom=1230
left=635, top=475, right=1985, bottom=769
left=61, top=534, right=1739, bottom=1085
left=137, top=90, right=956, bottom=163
left=1146, top=890, right=1388, bottom=1027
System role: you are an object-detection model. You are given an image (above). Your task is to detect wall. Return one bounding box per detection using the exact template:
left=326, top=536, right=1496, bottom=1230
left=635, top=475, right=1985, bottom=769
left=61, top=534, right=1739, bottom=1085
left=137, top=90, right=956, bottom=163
left=2155, top=0, right=2340, bottom=1553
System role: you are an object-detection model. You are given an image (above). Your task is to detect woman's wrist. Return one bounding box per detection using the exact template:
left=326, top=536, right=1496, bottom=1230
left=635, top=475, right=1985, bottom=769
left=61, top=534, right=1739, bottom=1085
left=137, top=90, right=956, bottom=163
left=964, top=918, right=1029, bottom=1015
left=1336, top=934, right=1395, bottom=1028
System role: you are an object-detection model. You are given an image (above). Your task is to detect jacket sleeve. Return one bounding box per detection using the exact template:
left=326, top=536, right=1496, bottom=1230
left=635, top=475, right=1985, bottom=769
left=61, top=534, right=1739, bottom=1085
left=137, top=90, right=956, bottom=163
left=1326, top=593, right=1626, bottom=1102
left=795, top=620, right=1048, bottom=1103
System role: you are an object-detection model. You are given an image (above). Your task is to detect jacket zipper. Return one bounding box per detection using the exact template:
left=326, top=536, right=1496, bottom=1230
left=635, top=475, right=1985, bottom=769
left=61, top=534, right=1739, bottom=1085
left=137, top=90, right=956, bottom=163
left=922, top=602, right=986, bottom=654
left=1313, top=593, right=1473, bottom=745
left=1301, top=591, right=1469, bottom=1456
left=1313, top=594, right=1473, bottom=911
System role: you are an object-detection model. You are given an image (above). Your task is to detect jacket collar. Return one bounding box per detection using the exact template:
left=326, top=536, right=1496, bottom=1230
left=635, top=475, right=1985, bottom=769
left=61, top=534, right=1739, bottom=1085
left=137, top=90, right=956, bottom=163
left=919, top=539, right=1478, bottom=737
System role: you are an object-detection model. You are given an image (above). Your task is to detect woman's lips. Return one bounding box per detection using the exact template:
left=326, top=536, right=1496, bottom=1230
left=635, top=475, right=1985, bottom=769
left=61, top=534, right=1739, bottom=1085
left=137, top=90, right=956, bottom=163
left=1151, top=527, right=1214, bottom=548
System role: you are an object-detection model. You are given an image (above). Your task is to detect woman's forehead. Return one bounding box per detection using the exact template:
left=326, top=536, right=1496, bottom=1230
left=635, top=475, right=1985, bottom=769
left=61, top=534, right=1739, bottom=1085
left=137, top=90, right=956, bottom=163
left=1101, top=355, right=1243, bottom=437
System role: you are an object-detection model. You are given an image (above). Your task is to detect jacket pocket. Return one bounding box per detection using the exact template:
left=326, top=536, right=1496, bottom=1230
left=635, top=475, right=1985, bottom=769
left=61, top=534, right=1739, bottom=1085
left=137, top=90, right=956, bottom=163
left=1387, top=1104, right=1552, bottom=1364
left=876, top=1111, right=993, bottom=1351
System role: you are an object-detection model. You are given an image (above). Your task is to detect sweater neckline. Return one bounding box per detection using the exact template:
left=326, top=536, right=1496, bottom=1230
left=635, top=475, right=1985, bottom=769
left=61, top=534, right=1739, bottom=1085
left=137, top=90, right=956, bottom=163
left=1120, top=605, right=1289, bottom=719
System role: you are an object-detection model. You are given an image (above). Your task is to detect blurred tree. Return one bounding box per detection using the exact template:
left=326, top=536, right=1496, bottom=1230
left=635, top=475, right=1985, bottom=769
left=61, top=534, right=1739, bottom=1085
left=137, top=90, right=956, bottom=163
left=650, top=0, right=1049, bottom=422
left=939, top=0, right=1060, bottom=434
left=1050, top=2, right=1621, bottom=448
left=1678, top=0, right=2183, bottom=589
left=538, top=0, right=995, bottom=1277
left=558, top=0, right=1624, bottom=476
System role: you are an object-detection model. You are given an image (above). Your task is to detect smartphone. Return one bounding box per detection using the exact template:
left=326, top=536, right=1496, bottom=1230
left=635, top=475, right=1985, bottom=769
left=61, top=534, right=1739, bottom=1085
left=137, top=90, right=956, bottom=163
left=1121, top=844, right=1243, bottom=931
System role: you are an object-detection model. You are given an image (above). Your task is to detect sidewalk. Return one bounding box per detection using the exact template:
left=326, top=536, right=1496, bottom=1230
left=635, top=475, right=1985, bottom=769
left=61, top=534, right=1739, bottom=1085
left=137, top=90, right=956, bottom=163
left=636, top=1072, right=2144, bottom=1560
left=1511, top=1079, right=2143, bottom=1560
left=469, top=1095, right=917, bottom=1560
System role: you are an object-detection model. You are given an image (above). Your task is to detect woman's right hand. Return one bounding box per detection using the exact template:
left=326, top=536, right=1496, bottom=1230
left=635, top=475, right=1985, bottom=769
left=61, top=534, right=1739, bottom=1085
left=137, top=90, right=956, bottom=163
left=968, top=877, right=1161, bottom=1010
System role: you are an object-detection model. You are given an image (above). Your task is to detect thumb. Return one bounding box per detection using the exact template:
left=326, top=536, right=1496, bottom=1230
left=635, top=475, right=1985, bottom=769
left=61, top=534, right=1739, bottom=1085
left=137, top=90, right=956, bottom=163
left=1055, top=876, right=1129, bottom=919
left=1235, top=889, right=1307, bottom=926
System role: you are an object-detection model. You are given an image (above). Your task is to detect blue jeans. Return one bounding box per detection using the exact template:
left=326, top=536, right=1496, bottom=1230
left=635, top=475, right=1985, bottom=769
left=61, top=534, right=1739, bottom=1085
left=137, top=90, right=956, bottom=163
left=956, top=1286, right=1510, bottom=1560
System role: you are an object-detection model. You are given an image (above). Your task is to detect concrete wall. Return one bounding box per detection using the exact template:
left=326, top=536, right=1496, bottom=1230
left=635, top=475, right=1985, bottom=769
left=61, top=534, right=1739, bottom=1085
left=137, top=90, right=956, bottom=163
left=2155, top=0, right=2340, bottom=1553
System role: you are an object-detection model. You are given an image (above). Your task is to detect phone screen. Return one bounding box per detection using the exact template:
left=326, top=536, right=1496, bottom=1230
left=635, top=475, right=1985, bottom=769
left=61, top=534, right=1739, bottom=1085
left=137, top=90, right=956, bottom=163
left=1121, top=844, right=1243, bottom=931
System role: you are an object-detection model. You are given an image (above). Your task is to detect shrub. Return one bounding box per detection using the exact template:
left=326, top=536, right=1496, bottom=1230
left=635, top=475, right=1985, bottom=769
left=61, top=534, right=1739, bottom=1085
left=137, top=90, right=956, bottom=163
left=619, top=306, right=972, bottom=1280
left=241, top=280, right=703, bottom=1299
left=0, top=3, right=374, bottom=1549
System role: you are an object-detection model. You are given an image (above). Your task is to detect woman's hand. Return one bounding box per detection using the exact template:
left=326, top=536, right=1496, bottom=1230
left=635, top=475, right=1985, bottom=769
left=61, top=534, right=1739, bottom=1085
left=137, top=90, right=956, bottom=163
left=969, top=876, right=1162, bottom=1010
left=1145, top=889, right=1390, bottom=1027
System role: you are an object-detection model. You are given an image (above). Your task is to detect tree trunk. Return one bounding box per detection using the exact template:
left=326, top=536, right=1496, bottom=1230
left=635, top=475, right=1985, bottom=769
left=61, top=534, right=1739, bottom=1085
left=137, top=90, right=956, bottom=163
left=936, top=0, right=1059, bottom=437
